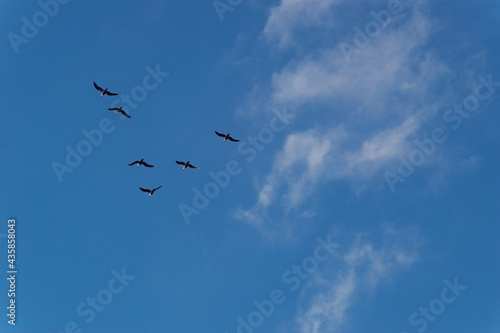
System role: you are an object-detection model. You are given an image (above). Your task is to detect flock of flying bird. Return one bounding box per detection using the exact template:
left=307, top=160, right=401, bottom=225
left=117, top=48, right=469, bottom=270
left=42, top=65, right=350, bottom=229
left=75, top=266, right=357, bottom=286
left=93, top=82, right=240, bottom=196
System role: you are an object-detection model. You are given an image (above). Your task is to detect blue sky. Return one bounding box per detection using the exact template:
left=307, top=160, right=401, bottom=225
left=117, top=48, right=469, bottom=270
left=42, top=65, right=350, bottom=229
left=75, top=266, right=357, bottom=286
left=1, top=0, right=499, bottom=332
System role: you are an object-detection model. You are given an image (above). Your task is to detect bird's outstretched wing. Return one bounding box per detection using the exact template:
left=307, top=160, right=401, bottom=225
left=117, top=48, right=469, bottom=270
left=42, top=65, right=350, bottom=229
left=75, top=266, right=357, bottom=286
left=139, top=187, right=151, bottom=193
left=227, top=136, right=239, bottom=142
left=143, top=162, right=154, bottom=167
left=188, top=164, right=199, bottom=169
left=215, top=131, right=226, bottom=138
left=104, top=91, right=118, bottom=96
left=108, top=107, right=120, bottom=111
left=93, top=82, right=103, bottom=92
left=129, top=161, right=140, bottom=166
left=154, top=186, right=163, bottom=191
left=121, top=110, right=131, bottom=118
left=176, top=161, right=186, bottom=166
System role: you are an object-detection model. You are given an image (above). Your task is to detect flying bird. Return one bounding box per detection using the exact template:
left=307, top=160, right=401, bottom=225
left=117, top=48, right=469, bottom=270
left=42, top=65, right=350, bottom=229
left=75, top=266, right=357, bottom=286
left=215, top=131, right=239, bottom=142
left=94, top=82, right=118, bottom=97
left=176, top=161, right=198, bottom=170
left=129, top=159, right=154, bottom=168
left=139, top=186, right=162, bottom=196
left=109, top=106, right=131, bottom=118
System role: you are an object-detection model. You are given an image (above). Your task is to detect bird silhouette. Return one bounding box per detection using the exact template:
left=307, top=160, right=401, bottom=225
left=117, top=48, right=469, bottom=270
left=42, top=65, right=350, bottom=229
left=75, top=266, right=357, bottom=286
left=94, top=82, right=118, bottom=97
left=215, top=131, right=239, bottom=142
left=109, top=106, right=131, bottom=118
left=176, top=161, right=198, bottom=170
left=129, top=159, right=154, bottom=167
left=139, top=186, right=162, bottom=196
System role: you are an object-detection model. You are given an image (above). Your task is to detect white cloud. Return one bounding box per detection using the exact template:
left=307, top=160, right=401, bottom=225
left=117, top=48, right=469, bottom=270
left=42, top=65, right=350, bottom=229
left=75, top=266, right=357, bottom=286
left=236, top=2, right=459, bottom=229
left=297, top=269, right=355, bottom=333
left=270, top=9, right=445, bottom=115
left=237, top=128, right=341, bottom=227
left=238, top=116, right=421, bottom=226
left=263, top=0, right=343, bottom=48
left=296, top=226, right=421, bottom=333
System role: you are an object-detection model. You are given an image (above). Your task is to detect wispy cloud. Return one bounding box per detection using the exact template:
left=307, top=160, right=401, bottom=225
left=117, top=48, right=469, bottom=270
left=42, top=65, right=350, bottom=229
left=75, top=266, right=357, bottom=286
left=263, top=0, right=344, bottom=48
left=236, top=1, right=464, bottom=230
left=257, top=127, right=344, bottom=209
left=237, top=116, right=421, bottom=228
left=296, top=225, right=421, bottom=333
left=270, top=9, right=444, bottom=115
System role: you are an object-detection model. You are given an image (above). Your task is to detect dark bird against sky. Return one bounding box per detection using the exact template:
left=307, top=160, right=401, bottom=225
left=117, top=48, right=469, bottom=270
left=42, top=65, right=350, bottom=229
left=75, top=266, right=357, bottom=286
left=129, top=159, right=154, bottom=168
left=215, top=131, right=239, bottom=142
left=176, top=161, right=198, bottom=170
left=94, top=82, right=118, bottom=97
left=109, top=106, right=131, bottom=118
left=139, top=186, right=162, bottom=196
